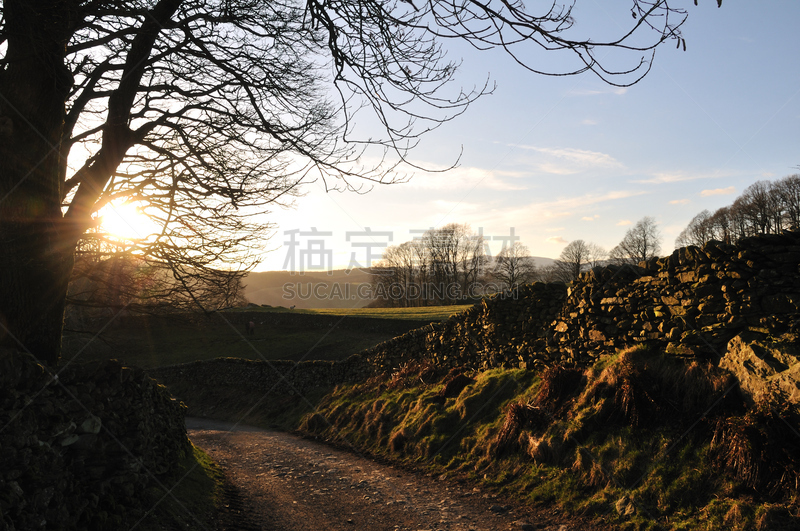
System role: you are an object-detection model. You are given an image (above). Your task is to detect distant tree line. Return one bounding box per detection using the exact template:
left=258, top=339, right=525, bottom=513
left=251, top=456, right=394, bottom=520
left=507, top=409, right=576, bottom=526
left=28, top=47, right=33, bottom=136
left=676, top=174, right=800, bottom=248
left=543, top=217, right=663, bottom=283
left=372, top=224, right=543, bottom=307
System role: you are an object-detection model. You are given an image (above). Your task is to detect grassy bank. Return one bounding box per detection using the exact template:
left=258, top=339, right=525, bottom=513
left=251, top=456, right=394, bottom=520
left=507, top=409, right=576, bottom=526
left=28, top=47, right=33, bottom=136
left=298, top=346, right=800, bottom=529
left=172, top=345, right=800, bottom=530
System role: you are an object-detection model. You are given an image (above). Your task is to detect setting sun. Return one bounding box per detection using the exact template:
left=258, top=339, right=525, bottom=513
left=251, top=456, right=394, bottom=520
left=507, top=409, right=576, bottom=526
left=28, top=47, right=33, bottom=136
left=97, top=201, right=158, bottom=241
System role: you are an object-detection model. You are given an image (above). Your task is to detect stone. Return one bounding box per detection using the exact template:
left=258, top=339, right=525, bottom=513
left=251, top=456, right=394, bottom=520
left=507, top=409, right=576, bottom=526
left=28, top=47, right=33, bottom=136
left=615, top=495, right=636, bottom=516
left=719, top=334, right=800, bottom=404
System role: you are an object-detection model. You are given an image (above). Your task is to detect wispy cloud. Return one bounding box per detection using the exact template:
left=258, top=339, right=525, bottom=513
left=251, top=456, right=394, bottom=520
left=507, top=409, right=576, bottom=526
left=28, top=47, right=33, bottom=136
left=407, top=165, right=527, bottom=191
left=700, top=187, right=736, bottom=197
left=582, top=214, right=600, bottom=221
left=617, top=219, right=632, bottom=226
left=633, top=171, right=709, bottom=184
left=581, top=119, right=598, bottom=126
left=670, top=199, right=691, bottom=205
left=510, top=145, right=624, bottom=175
left=546, top=236, right=568, bottom=245
left=530, top=190, right=647, bottom=218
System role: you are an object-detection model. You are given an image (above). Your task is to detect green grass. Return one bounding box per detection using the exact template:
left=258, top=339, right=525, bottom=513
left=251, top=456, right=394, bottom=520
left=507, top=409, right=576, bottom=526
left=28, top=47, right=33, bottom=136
left=227, top=304, right=473, bottom=321
left=136, top=444, right=223, bottom=530
left=62, top=306, right=458, bottom=368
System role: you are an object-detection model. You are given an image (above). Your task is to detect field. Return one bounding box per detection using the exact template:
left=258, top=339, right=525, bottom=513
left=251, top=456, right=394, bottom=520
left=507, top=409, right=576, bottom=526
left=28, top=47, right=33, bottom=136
left=231, top=304, right=472, bottom=321
left=62, top=304, right=472, bottom=369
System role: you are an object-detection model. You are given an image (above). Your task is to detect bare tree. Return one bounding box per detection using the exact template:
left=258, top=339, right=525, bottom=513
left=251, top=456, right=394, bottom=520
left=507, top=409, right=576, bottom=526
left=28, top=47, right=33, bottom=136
left=554, top=240, right=606, bottom=282
left=775, top=174, right=800, bottom=230
left=0, top=0, right=690, bottom=363
left=422, top=223, right=486, bottom=303
left=609, top=217, right=661, bottom=265
left=493, top=242, right=537, bottom=289
left=738, top=180, right=782, bottom=235
left=675, top=209, right=713, bottom=248
left=707, top=206, right=733, bottom=244
left=371, top=241, right=419, bottom=307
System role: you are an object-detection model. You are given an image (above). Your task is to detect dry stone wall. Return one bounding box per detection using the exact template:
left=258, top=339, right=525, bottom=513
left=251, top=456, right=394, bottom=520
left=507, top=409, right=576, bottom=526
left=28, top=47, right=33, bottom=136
left=149, top=355, right=375, bottom=401
left=548, top=231, right=800, bottom=364
left=361, top=282, right=567, bottom=372
left=0, top=349, right=190, bottom=530
left=151, top=231, right=800, bottom=406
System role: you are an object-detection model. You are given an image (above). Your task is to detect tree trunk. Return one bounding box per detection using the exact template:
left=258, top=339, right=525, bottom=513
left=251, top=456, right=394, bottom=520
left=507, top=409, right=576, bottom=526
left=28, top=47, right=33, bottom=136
left=0, top=1, right=77, bottom=365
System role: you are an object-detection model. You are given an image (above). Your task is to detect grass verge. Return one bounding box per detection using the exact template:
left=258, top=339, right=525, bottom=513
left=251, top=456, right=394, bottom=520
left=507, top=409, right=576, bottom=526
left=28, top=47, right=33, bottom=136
left=135, top=444, right=223, bottom=530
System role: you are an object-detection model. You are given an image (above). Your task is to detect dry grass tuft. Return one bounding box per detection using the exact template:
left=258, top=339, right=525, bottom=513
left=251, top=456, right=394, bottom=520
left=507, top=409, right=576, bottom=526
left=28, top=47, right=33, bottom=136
left=439, top=368, right=474, bottom=398
left=387, top=360, right=437, bottom=390
left=533, top=364, right=584, bottom=413
left=491, top=402, right=546, bottom=456
left=710, top=386, right=800, bottom=496
left=756, top=505, right=798, bottom=530
left=580, top=352, right=658, bottom=428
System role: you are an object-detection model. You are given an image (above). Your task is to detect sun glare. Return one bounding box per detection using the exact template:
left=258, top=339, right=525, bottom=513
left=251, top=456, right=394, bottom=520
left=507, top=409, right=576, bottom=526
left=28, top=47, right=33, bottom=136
left=98, top=201, right=157, bottom=241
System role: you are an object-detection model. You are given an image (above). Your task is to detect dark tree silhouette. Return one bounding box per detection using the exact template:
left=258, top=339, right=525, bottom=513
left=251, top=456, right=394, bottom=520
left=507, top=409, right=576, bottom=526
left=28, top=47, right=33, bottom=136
left=675, top=174, right=800, bottom=249
left=554, top=239, right=606, bottom=282
left=609, top=216, right=661, bottom=265
left=493, top=242, right=537, bottom=289
left=0, top=0, right=689, bottom=363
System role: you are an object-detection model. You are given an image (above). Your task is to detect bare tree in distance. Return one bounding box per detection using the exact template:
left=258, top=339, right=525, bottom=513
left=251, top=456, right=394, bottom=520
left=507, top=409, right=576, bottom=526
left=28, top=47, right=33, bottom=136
left=372, top=224, right=487, bottom=307
left=675, top=209, right=713, bottom=249
left=776, top=175, right=800, bottom=229
left=554, top=240, right=606, bottom=282
left=493, top=242, right=537, bottom=290
left=609, top=217, right=661, bottom=265
left=674, top=174, right=800, bottom=249
left=0, top=0, right=693, bottom=363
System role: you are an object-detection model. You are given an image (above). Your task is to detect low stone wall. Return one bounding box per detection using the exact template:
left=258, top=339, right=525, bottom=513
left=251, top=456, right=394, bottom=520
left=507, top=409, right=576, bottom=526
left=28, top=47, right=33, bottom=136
left=361, top=282, right=567, bottom=372
left=0, top=349, right=190, bottom=530
left=149, top=355, right=374, bottom=401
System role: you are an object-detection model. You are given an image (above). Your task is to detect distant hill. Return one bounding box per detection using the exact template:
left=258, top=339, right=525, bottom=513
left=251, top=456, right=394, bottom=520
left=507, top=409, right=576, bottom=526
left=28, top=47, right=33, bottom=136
left=243, top=256, right=557, bottom=309
left=243, top=269, right=374, bottom=309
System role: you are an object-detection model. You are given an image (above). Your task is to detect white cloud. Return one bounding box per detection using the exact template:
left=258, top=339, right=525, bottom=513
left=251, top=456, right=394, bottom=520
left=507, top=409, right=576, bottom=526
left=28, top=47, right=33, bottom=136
left=700, top=187, right=736, bottom=197
left=582, top=119, right=598, bottom=126
left=529, top=190, right=647, bottom=218
left=406, top=165, right=527, bottom=191
left=510, top=145, right=624, bottom=175
left=633, top=172, right=708, bottom=184
left=546, top=236, right=568, bottom=245
left=669, top=199, right=691, bottom=205
left=582, top=214, right=600, bottom=221
left=617, top=219, right=632, bottom=226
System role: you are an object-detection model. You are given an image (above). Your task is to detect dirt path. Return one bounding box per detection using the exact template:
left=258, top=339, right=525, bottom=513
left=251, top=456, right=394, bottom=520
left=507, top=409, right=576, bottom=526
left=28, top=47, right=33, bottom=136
left=187, top=417, right=606, bottom=531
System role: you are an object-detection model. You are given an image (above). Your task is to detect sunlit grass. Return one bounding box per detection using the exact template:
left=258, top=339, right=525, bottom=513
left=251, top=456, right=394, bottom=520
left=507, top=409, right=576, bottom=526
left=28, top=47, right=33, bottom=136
left=225, top=304, right=473, bottom=321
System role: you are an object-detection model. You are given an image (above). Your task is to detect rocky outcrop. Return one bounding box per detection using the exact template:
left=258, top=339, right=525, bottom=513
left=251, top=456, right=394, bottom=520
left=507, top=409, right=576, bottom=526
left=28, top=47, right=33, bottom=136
left=719, top=333, right=800, bottom=404
left=0, top=349, right=190, bottom=530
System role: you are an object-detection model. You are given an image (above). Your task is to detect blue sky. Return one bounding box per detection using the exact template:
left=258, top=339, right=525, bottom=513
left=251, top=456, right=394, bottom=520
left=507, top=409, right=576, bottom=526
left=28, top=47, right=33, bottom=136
left=259, top=1, right=800, bottom=272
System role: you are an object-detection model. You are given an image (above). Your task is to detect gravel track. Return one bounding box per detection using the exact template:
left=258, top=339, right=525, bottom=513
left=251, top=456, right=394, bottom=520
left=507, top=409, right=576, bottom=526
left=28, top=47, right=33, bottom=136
left=187, top=418, right=608, bottom=531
